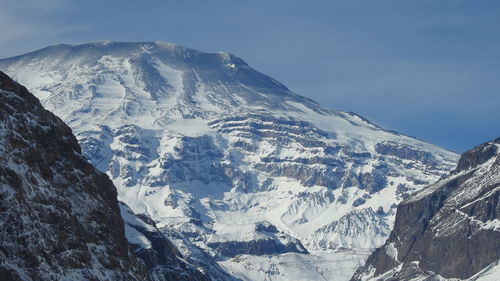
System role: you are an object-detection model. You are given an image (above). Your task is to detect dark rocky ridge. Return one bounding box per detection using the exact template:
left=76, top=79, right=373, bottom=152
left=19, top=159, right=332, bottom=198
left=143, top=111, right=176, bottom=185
left=455, top=137, right=500, bottom=173
left=208, top=232, right=308, bottom=258
left=351, top=138, right=500, bottom=280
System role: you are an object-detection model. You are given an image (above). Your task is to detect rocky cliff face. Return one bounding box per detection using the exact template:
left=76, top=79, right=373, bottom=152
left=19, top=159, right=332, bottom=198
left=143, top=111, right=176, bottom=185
left=351, top=137, right=500, bottom=281
left=0, top=41, right=459, bottom=280
left=0, top=71, right=210, bottom=281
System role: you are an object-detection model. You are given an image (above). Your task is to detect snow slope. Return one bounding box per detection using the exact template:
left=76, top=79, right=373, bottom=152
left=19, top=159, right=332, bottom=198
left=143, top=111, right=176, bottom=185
left=0, top=41, right=459, bottom=280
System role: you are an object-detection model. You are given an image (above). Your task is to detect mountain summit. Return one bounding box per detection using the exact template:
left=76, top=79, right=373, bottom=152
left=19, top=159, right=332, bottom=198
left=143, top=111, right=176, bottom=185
left=0, top=41, right=459, bottom=280
left=1, top=41, right=317, bottom=124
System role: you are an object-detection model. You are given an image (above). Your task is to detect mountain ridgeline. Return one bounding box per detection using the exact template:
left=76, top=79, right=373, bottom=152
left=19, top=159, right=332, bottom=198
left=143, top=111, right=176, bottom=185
left=0, top=41, right=461, bottom=280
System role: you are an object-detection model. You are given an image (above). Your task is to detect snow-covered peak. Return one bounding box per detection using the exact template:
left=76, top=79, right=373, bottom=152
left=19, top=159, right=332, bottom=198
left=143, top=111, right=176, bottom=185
left=1, top=41, right=329, bottom=131
left=0, top=42, right=459, bottom=280
left=0, top=42, right=453, bottom=155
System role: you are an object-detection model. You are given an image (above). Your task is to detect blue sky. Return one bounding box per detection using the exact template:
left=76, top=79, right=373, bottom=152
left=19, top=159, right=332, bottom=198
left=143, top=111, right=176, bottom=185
left=1, top=0, right=499, bottom=152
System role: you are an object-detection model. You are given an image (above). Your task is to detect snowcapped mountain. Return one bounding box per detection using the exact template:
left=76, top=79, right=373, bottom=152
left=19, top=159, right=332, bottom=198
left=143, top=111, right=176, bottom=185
left=0, top=41, right=459, bottom=280
left=352, top=137, right=500, bottom=281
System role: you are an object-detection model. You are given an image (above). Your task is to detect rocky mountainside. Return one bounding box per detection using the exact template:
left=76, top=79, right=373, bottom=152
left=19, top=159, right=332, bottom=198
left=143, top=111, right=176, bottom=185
left=0, top=41, right=459, bottom=280
left=352, top=137, right=500, bottom=281
left=0, top=71, right=146, bottom=280
left=0, top=71, right=210, bottom=281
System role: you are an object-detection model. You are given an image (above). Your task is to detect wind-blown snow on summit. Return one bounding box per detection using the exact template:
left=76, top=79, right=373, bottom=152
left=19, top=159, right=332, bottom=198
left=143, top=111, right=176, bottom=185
left=0, top=41, right=459, bottom=280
